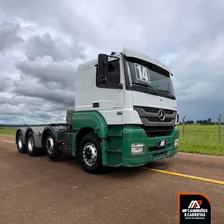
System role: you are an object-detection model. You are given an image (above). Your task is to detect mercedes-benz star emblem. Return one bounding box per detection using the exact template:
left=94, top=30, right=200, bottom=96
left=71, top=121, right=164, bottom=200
left=158, top=109, right=166, bottom=121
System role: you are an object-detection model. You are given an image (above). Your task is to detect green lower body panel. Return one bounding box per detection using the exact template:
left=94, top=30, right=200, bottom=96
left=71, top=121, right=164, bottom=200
left=103, top=125, right=179, bottom=167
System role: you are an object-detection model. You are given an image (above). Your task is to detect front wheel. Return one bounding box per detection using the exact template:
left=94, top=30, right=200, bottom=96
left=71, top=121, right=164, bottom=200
left=80, top=133, right=103, bottom=174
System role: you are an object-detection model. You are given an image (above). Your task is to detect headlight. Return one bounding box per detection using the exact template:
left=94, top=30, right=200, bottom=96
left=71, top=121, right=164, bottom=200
left=131, top=143, right=145, bottom=154
left=174, top=139, right=179, bottom=148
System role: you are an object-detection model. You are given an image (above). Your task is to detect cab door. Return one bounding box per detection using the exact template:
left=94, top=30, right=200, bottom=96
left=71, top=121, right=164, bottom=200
left=94, top=54, right=125, bottom=125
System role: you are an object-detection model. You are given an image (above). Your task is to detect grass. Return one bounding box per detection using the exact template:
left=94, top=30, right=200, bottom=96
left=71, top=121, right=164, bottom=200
left=0, top=127, right=17, bottom=135
left=177, top=124, right=224, bottom=156
left=0, top=125, right=224, bottom=156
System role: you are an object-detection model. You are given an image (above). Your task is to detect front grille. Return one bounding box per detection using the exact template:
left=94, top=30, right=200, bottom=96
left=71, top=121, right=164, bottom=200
left=134, top=105, right=177, bottom=127
left=141, top=125, right=173, bottom=137
left=134, top=105, right=176, bottom=137
left=146, top=117, right=173, bottom=123
left=142, top=107, right=174, bottom=115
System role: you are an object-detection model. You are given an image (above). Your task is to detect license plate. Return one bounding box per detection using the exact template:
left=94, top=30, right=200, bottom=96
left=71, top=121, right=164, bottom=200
left=158, top=140, right=167, bottom=147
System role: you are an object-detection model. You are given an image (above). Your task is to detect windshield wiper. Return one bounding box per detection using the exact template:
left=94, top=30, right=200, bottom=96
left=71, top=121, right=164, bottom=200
left=132, top=82, right=158, bottom=95
left=156, top=90, right=175, bottom=99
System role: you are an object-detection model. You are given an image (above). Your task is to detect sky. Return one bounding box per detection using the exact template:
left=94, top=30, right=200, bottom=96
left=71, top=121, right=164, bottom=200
left=0, top=0, right=224, bottom=124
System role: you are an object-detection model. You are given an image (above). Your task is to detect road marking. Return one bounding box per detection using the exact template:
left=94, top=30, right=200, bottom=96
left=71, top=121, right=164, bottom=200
left=147, top=168, right=224, bottom=185
left=2, top=140, right=15, bottom=144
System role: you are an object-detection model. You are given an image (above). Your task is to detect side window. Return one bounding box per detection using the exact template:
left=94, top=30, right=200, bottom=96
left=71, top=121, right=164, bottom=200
left=96, top=59, right=120, bottom=88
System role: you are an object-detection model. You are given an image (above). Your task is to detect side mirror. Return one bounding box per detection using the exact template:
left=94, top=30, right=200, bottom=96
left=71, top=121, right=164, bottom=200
left=176, top=113, right=179, bottom=124
left=98, top=54, right=108, bottom=80
left=97, top=53, right=123, bottom=89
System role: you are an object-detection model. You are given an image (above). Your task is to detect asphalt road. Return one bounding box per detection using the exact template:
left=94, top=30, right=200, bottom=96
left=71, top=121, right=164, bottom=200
left=0, top=134, right=223, bottom=224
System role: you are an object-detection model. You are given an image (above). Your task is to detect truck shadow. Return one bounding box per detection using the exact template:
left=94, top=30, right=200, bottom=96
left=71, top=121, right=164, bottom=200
left=105, top=160, right=171, bottom=179
left=51, top=153, right=172, bottom=179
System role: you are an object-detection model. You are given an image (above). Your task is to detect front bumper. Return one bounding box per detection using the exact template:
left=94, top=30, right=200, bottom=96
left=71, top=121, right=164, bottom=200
left=121, top=125, right=179, bottom=167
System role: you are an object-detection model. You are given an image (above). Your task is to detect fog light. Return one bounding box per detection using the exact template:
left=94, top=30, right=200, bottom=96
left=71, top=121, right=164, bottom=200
left=131, top=143, right=145, bottom=154
left=174, top=139, right=179, bottom=148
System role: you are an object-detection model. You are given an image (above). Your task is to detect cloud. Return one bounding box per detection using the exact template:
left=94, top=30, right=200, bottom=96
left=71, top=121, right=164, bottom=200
left=15, top=56, right=80, bottom=90
left=24, top=33, right=86, bottom=62
left=0, top=74, right=12, bottom=92
left=0, top=20, right=23, bottom=51
left=0, top=0, right=224, bottom=124
left=0, top=95, right=69, bottom=124
left=11, top=74, right=75, bottom=108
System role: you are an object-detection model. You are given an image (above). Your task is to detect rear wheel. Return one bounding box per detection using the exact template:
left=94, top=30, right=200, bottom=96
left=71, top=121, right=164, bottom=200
left=80, top=133, right=103, bottom=174
left=44, top=131, right=61, bottom=160
left=26, top=131, right=37, bottom=157
left=16, top=131, right=26, bottom=153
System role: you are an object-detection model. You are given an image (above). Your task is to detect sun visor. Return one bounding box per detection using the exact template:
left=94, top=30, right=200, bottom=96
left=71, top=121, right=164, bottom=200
left=122, top=48, right=171, bottom=73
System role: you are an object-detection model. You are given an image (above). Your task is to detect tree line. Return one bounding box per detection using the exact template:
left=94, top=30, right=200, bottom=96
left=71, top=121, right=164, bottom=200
left=179, top=118, right=224, bottom=125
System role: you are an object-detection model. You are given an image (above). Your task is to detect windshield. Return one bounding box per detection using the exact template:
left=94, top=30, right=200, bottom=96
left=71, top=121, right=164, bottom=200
left=125, top=57, right=176, bottom=100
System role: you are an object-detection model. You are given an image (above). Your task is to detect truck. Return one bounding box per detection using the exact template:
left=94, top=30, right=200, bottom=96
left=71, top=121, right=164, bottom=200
left=15, top=48, right=179, bottom=174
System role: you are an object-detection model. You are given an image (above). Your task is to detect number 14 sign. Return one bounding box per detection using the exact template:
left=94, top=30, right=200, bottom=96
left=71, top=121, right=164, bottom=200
left=134, top=64, right=151, bottom=84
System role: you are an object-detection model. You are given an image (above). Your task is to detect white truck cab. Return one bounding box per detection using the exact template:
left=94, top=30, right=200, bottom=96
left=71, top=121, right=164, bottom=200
left=75, top=48, right=178, bottom=126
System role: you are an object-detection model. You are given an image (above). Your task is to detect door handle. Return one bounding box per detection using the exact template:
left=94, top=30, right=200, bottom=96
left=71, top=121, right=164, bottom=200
left=93, top=102, right=99, bottom=108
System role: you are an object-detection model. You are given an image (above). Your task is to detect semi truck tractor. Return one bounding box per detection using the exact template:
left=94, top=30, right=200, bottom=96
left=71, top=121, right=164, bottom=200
left=15, top=48, right=179, bottom=174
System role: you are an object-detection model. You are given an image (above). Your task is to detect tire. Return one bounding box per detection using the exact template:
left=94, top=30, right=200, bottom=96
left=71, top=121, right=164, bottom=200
left=26, top=131, right=37, bottom=157
left=16, top=131, right=26, bottom=153
left=80, top=133, right=103, bottom=174
left=44, top=131, right=61, bottom=160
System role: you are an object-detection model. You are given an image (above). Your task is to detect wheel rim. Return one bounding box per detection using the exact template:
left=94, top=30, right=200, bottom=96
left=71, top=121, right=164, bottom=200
left=28, top=136, right=34, bottom=152
left=46, top=136, right=54, bottom=154
left=83, top=142, right=97, bottom=166
left=18, top=135, right=23, bottom=149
